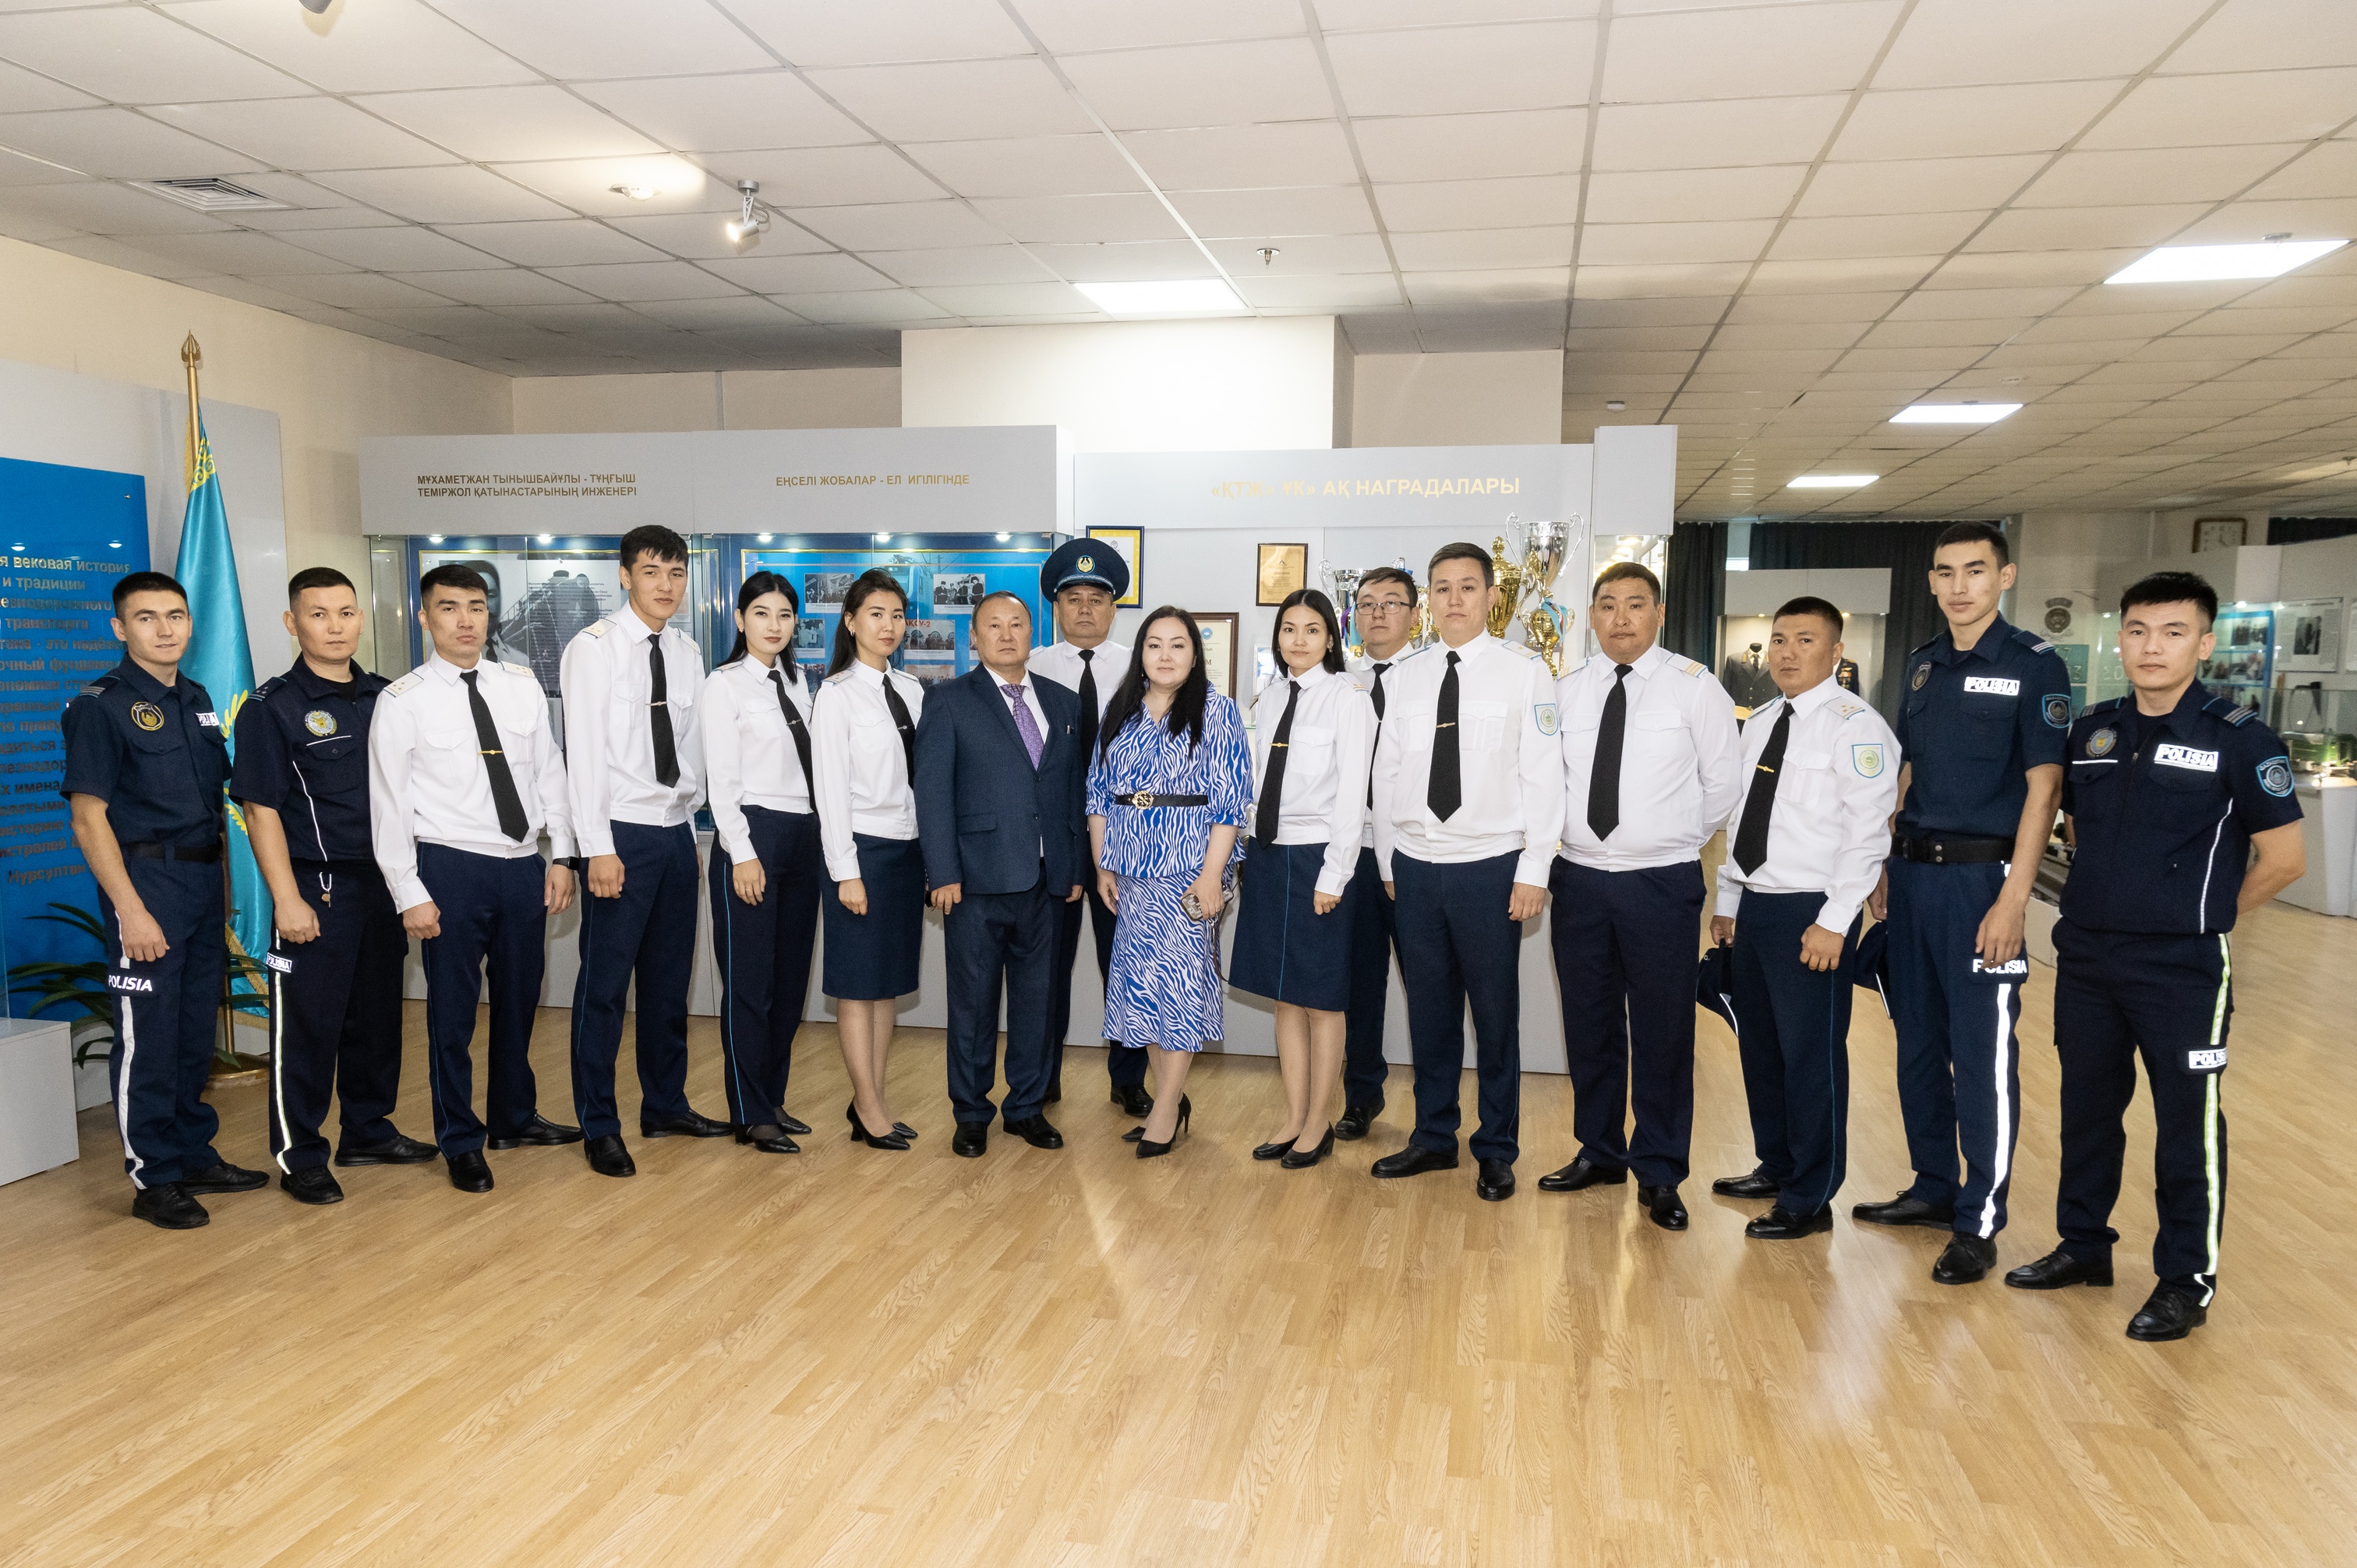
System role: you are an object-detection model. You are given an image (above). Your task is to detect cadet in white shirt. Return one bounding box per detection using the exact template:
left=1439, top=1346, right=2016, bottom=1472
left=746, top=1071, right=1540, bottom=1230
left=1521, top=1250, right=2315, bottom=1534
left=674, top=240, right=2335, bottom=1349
left=699, top=570, right=823, bottom=1156
left=1338, top=566, right=1420, bottom=1142
left=369, top=563, right=579, bottom=1195
left=557, top=525, right=725, bottom=1180
left=813, top=568, right=927, bottom=1151
left=1368, top=542, right=1566, bottom=1202
left=1027, top=538, right=1153, bottom=1118
left=1537, top=563, right=1744, bottom=1232
left=1709, top=596, right=1901, bottom=1240
left=1232, top=588, right=1375, bottom=1170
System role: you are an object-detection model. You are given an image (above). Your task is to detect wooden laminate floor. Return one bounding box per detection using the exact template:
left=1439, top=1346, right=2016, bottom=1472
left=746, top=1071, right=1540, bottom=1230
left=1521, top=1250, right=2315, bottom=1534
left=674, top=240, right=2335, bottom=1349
left=3, top=899, right=2355, bottom=1566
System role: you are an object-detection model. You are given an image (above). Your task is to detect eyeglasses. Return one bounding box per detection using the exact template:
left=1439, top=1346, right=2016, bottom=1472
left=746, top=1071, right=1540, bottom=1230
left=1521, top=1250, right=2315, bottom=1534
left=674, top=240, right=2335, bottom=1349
left=1356, top=598, right=1413, bottom=613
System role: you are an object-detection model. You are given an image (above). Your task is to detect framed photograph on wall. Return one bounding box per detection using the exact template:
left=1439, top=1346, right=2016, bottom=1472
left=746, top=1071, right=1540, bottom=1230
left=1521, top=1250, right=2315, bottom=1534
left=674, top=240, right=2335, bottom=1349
left=1083, top=525, right=1143, bottom=606
left=2277, top=597, right=2342, bottom=673
left=1256, top=542, right=1308, bottom=606
left=1193, top=611, right=1240, bottom=701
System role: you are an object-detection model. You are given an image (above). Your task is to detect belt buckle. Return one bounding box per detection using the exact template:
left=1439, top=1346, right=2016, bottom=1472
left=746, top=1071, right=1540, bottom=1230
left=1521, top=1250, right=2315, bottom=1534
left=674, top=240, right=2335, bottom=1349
left=1129, top=791, right=1153, bottom=808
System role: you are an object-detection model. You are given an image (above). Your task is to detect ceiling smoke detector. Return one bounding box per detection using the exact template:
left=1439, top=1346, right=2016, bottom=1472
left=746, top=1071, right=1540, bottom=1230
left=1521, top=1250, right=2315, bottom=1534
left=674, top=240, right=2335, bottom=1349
left=136, top=177, right=289, bottom=213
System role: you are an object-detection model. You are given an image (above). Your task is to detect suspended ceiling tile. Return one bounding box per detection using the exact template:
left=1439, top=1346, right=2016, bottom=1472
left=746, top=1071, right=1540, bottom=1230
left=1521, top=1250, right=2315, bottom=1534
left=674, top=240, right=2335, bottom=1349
left=433, top=218, right=669, bottom=267
left=1351, top=108, right=1585, bottom=184
left=572, top=73, right=872, bottom=154
left=1712, top=322, right=1871, bottom=351
left=383, top=268, right=594, bottom=306
left=1585, top=165, right=1806, bottom=225
left=1375, top=175, right=1580, bottom=232
left=724, top=0, right=1034, bottom=69
left=1747, top=255, right=1944, bottom=293
left=1117, top=121, right=1359, bottom=189
left=603, top=209, right=832, bottom=261
left=861, top=243, right=1058, bottom=287
left=2176, top=196, right=2357, bottom=243
left=0, top=177, right=234, bottom=234
left=425, top=0, right=773, bottom=79
left=1579, top=220, right=1775, bottom=267
left=1770, top=210, right=1986, bottom=260
left=1058, top=37, right=1334, bottom=130
left=967, top=192, right=1182, bottom=245
left=1164, top=185, right=1377, bottom=238
left=913, top=279, right=1099, bottom=316
left=1204, top=231, right=1394, bottom=274
left=1570, top=295, right=1734, bottom=326
left=1964, top=203, right=2210, bottom=252
left=1024, top=238, right=1214, bottom=281
left=306, top=164, right=574, bottom=224
left=0, top=9, right=307, bottom=104
left=1726, top=291, right=1904, bottom=323
left=1603, top=2, right=1899, bottom=104
left=1795, top=155, right=2047, bottom=219
left=1874, top=0, right=2211, bottom=90
left=1232, top=273, right=1403, bottom=311
left=676, top=144, right=942, bottom=209
left=2082, top=67, right=2357, bottom=150
left=355, top=85, right=662, bottom=163
left=41, top=233, right=217, bottom=279
left=2016, top=143, right=2302, bottom=210
left=1592, top=96, right=1848, bottom=171
left=1017, top=0, right=1303, bottom=52
left=1401, top=267, right=1571, bottom=305
left=0, top=106, right=249, bottom=179
left=1572, top=262, right=1755, bottom=298
left=0, top=57, right=98, bottom=113
left=629, top=295, right=804, bottom=330
left=700, top=251, right=899, bottom=292
left=1832, top=80, right=2127, bottom=162
left=269, top=270, right=461, bottom=308
left=1324, top=20, right=1597, bottom=118
left=785, top=199, right=1005, bottom=249
left=1389, top=225, right=1572, bottom=270
left=903, top=134, right=1143, bottom=200
left=802, top=58, right=1096, bottom=143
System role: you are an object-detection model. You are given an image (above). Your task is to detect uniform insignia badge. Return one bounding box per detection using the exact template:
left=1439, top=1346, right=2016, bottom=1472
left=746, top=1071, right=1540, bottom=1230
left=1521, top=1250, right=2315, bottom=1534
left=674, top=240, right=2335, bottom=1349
left=2259, top=757, right=2293, bottom=797
left=1076, top=555, right=1094, bottom=573
left=129, top=701, right=164, bottom=731
left=1851, top=743, right=1885, bottom=778
left=2043, top=692, right=2071, bottom=729
left=2186, top=1047, right=2227, bottom=1072
left=303, top=709, right=337, bottom=736
left=1910, top=662, right=1931, bottom=690
left=1533, top=701, right=1558, bottom=737
left=2085, top=727, right=2117, bottom=757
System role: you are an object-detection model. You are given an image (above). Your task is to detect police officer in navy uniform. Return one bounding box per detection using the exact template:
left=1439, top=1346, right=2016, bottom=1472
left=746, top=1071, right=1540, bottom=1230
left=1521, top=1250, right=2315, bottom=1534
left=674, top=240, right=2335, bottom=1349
left=232, top=567, right=433, bottom=1207
left=63, top=571, right=265, bottom=1230
left=2005, top=571, right=2304, bottom=1341
left=1856, top=522, right=2073, bottom=1286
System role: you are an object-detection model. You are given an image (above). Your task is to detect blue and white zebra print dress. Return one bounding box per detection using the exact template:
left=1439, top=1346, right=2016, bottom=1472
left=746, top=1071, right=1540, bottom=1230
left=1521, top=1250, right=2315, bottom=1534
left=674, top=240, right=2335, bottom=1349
left=1087, top=694, right=1254, bottom=1052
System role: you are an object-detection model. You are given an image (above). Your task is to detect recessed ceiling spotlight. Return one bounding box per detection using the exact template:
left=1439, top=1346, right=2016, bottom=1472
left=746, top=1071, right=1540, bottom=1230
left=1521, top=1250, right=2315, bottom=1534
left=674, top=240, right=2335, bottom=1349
left=1788, top=474, right=1877, bottom=488
left=756, top=532, right=774, bottom=543
left=2106, top=237, right=2347, bottom=284
left=1076, top=279, right=1246, bottom=316
left=1605, top=399, right=1626, bottom=411
left=1892, top=402, right=2020, bottom=425
left=723, top=178, right=771, bottom=249
left=610, top=183, right=656, bottom=201
left=536, top=533, right=553, bottom=543
left=427, top=534, right=444, bottom=544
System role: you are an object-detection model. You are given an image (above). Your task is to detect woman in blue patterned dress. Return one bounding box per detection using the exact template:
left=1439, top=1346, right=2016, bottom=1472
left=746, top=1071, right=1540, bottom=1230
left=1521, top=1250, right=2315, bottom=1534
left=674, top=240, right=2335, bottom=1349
left=1087, top=606, right=1255, bottom=1157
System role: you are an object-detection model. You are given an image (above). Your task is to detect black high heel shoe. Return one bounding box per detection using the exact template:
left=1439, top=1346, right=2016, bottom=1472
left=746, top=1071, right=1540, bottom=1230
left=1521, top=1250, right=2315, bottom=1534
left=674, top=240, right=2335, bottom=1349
left=1279, top=1124, right=1334, bottom=1169
left=846, top=1101, right=910, bottom=1150
left=1253, top=1131, right=1299, bottom=1161
left=1133, top=1095, right=1192, bottom=1160
left=738, top=1123, right=800, bottom=1153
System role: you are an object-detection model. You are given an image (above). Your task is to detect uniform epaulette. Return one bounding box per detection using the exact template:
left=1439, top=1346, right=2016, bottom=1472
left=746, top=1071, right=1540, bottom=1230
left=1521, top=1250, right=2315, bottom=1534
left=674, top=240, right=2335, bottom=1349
left=1832, top=698, right=1869, bottom=720
left=1674, top=656, right=1705, bottom=676
left=502, top=660, right=534, bottom=679
left=583, top=619, right=611, bottom=637
left=384, top=671, right=424, bottom=697
left=1905, top=634, right=1942, bottom=660
left=253, top=674, right=284, bottom=699
left=1503, top=641, right=1540, bottom=659
left=2204, top=696, right=2256, bottom=726
left=2009, top=626, right=2056, bottom=655
left=825, top=668, right=854, bottom=685
left=2083, top=695, right=2123, bottom=715
left=78, top=676, right=115, bottom=697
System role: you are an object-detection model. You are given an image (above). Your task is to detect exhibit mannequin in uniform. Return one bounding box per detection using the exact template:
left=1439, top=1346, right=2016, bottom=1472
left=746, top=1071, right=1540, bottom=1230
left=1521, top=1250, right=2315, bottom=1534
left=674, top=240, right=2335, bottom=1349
left=63, top=572, right=261, bottom=1230
left=1338, top=567, right=1419, bottom=1141
left=235, top=567, right=431, bottom=1207
left=2005, top=572, right=2304, bottom=1342
left=1027, top=540, right=1152, bottom=1118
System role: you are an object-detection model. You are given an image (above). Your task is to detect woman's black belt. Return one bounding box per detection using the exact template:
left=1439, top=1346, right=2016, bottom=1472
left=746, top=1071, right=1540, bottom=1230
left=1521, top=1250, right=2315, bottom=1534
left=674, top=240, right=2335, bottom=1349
left=1892, top=834, right=2011, bottom=865
left=1120, top=793, right=1210, bottom=808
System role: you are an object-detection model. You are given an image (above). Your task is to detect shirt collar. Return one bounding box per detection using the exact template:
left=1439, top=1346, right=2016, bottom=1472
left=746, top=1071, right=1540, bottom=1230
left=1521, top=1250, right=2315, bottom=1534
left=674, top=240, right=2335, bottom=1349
left=424, top=650, right=492, bottom=685
left=286, top=659, right=381, bottom=698
left=846, top=658, right=889, bottom=687
left=1284, top=663, right=1334, bottom=691
left=111, top=659, right=177, bottom=701
left=1788, top=673, right=1846, bottom=715
left=1601, top=642, right=1672, bottom=681
left=2147, top=680, right=2210, bottom=736
left=1938, top=613, right=2012, bottom=665
left=1436, top=631, right=1496, bottom=663
left=612, top=610, right=666, bottom=645
left=1059, top=638, right=1121, bottom=659
left=986, top=666, right=1033, bottom=694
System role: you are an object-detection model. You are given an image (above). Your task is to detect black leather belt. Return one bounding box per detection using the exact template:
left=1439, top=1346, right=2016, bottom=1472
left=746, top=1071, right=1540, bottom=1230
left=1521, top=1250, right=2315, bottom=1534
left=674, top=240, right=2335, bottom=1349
left=1893, top=834, right=2011, bottom=866
left=1121, top=793, right=1209, bottom=808
left=124, top=840, right=221, bottom=863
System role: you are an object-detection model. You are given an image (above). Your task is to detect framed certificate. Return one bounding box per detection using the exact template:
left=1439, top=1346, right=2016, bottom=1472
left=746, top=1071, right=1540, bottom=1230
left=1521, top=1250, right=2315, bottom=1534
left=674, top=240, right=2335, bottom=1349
left=1256, top=542, right=1307, bottom=606
left=1191, top=611, right=1240, bottom=700
left=1083, top=525, right=1143, bottom=606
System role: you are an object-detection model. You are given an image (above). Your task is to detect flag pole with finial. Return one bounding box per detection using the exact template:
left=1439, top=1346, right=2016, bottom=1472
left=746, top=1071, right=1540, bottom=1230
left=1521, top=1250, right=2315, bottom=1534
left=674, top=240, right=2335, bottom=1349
left=180, top=333, right=202, bottom=492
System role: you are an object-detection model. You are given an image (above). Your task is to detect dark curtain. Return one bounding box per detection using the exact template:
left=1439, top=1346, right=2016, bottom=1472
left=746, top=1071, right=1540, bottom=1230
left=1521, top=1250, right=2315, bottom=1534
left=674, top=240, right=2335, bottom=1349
left=1661, top=519, right=1726, bottom=666
left=2268, top=516, right=2357, bottom=545
left=1750, top=521, right=1950, bottom=721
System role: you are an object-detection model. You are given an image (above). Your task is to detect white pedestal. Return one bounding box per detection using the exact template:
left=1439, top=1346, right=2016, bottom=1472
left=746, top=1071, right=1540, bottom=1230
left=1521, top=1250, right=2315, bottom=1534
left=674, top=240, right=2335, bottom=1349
left=2283, top=777, right=2356, bottom=918
left=0, top=1016, right=77, bottom=1185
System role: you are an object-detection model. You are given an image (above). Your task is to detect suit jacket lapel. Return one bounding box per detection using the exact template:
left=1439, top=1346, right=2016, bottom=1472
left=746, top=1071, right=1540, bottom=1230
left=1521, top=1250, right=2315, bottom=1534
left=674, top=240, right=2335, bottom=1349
left=971, top=664, right=1034, bottom=767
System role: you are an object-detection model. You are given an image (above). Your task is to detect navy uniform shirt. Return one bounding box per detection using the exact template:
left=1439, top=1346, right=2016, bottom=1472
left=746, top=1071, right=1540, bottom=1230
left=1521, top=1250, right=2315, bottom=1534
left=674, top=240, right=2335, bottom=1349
left=2059, top=683, right=2300, bottom=935
left=1892, top=615, right=2073, bottom=839
left=230, top=660, right=390, bottom=863
left=59, top=659, right=229, bottom=846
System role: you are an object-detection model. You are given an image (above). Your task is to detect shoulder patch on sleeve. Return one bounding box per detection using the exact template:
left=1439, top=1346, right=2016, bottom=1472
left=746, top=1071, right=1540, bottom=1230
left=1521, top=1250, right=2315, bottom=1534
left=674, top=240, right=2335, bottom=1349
left=384, top=672, right=422, bottom=697
left=502, top=660, right=535, bottom=679
left=583, top=619, right=611, bottom=638
left=2258, top=756, right=2294, bottom=797
left=2042, top=690, right=2072, bottom=729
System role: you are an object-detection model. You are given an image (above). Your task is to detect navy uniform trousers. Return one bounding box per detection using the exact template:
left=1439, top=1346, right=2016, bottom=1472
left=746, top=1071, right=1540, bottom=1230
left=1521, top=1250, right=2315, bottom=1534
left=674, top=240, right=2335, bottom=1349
left=1886, top=857, right=2025, bottom=1238
left=945, top=877, right=1059, bottom=1128
left=1391, top=849, right=1523, bottom=1163
left=709, top=805, right=822, bottom=1131
left=1048, top=880, right=1148, bottom=1095
left=1546, top=857, right=1704, bottom=1188
left=1728, top=891, right=1858, bottom=1216
left=265, top=862, right=405, bottom=1171
left=571, top=819, right=698, bottom=1139
left=1343, top=843, right=1400, bottom=1113
left=101, top=856, right=227, bottom=1188
left=2050, top=919, right=2232, bottom=1303
left=418, top=843, right=552, bottom=1156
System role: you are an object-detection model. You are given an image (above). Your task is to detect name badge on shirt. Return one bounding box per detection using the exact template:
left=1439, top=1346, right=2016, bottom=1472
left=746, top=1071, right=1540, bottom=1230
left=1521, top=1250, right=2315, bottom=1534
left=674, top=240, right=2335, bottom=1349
left=2153, top=743, right=2218, bottom=773
left=196, top=711, right=221, bottom=728
left=1961, top=676, right=2020, bottom=696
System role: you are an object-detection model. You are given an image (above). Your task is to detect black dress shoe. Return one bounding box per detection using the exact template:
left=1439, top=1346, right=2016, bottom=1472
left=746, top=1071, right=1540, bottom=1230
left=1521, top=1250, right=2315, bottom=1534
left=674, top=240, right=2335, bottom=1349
left=1005, top=1114, right=1065, bottom=1150
left=447, top=1150, right=493, bottom=1193
left=641, top=1110, right=730, bottom=1139
left=1475, top=1158, right=1515, bottom=1201
left=281, top=1167, right=345, bottom=1206
left=1711, top=1164, right=1779, bottom=1199
left=1112, top=1083, right=1154, bottom=1118
left=1536, top=1154, right=1628, bottom=1192
left=585, top=1134, right=636, bottom=1178
left=181, top=1161, right=267, bottom=1194
left=2004, top=1248, right=2114, bottom=1291
left=952, top=1123, right=988, bottom=1158
left=892, top=1121, right=920, bottom=1140
left=334, top=1132, right=436, bottom=1167
left=779, top=1113, right=812, bottom=1136
left=487, top=1113, right=582, bottom=1150
left=1333, top=1104, right=1377, bottom=1141
left=1745, top=1205, right=1833, bottom=1239
left=1853, top=1192, right=1957, bottom=1230
left=1280, top=1125, right=1334, bottom=1170
left=847, top=1103, right=910, bottom=1150
left=132, top=1182, right=208, bottom=1229
left=1371, top=1146, right=1460, bottom=1179
left=2126, top=1284, right=2208, bottom=1342
left=1253, top=1135, right=1295, bottom=1161
left=1638, top=1184, right=1689, bottom=1231
left=1932, top=1234, right=1998, bottom=1284
left=1133, top=1096, right=1191, bottom=1159
left=738, top=1124, right=800, bottom=1154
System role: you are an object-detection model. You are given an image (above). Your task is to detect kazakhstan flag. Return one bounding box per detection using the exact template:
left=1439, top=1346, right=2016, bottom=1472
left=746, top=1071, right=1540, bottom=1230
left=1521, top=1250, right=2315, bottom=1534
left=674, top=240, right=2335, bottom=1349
left=175, top=417, right=272, bottom=976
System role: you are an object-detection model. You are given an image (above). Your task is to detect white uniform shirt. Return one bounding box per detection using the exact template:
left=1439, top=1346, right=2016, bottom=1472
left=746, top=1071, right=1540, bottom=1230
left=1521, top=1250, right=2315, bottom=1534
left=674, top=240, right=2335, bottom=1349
left=1713, top=675, right=1901, bottom=933
left=699, top=655, right=817, bottom=867
left=1557, top=642, right=1745, bottom=873
left=812, top=659, right=925, bottom=881
left=1249, top=663, right=1375, bottom=895
left=368, top=652, right=574, bottom=913
left=1028, top=638, right=1129, bottom=716
left=1369, top=633, right=1565, bottom=887
left=557, top=611, right=705, bottom=858
left=1348, top=651, right=1411, bottom=849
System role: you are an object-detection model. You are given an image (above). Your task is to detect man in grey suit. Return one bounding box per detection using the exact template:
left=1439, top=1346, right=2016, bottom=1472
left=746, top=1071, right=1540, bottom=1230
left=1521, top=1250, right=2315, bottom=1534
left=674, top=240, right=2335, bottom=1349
left=915, top=592, right=1090, bottom=1157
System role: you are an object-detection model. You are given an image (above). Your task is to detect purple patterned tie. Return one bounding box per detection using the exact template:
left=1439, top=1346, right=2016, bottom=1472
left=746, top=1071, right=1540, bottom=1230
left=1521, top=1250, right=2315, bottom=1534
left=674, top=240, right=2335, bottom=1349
left=1002, top=683, right=1044, bottom=769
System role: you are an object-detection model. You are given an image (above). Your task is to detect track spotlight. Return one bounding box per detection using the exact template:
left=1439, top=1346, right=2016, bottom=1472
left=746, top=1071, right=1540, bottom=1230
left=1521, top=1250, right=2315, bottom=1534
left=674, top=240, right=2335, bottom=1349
left=724, top=179, right=772, bottom=250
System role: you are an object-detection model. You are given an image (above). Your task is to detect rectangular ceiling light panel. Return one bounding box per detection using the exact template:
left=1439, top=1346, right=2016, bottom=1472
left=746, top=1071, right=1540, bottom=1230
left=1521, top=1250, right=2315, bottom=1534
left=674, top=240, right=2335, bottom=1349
left=2105, top=239, right=2347, bottom=284
left=1890, top=402, right=2021, bottom=424
left=1787, top=474, right=1877, bottom=487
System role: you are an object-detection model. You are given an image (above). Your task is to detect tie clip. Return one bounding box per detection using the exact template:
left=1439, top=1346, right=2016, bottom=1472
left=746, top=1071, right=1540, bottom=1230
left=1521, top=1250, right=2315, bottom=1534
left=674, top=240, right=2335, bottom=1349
left=1436, top=721, right=1456, bottom=729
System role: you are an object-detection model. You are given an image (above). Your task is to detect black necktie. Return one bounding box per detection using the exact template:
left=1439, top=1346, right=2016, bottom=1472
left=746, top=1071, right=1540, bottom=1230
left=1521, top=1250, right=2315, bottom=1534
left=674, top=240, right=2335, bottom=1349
left=1366, top=662, right=1389, bottom=808
left=769, top=666, right=815, bottom=801
left=1256, top=679, right=1300, bottom=844
left=1731, top=702, right=1792, bottom=874
left=648, top=634, right=678, bottom=788
left=1076, top=648, right=1098, bottom=759
left=880, top=673, right=917, bottom=781
left=461, top=669, right=529, bottom=842
left=1588, top=663, right=1632, bottom=840
left=1428, top=652, right=1461, bottom=821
